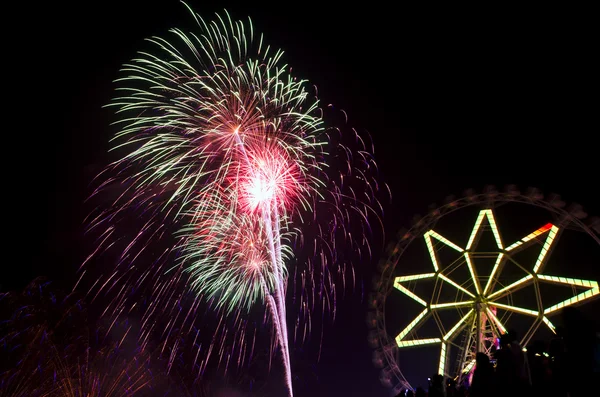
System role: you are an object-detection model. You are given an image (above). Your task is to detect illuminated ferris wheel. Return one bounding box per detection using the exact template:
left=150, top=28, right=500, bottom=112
left=367, top=186, right=600, bottom=394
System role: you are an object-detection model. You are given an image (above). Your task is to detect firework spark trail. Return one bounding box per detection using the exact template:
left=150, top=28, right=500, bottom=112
left=263, top=279, right=292, bottom=396
left=83, top=2, right=383, bottom=395
left=263, top=202, right=293, bottom=395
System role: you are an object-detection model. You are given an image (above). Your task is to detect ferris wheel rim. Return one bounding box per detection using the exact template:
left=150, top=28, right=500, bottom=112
left=369, top=185, right=599, bottom=393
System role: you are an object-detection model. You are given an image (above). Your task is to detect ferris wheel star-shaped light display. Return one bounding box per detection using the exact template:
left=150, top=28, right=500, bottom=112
left=393, top=209, right=600, bottom=377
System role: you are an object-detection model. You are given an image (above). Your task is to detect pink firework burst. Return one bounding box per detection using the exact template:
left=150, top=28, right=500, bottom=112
left=239, top=147, right=301, bottom=214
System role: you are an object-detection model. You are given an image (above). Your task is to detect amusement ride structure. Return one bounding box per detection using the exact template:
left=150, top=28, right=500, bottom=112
left=367, top=186, right=600, bottom=394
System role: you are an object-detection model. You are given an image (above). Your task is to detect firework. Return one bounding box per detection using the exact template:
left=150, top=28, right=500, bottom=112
left=83, top=3, right=382, bottom=395
left=0, top=280, right=153, bottom=397
left=0, top=330, right=153, bottom=397
left=47, top=343, right=152, bottom=397
left=0, top=325, right=55, bottom=397
left=0, top=279, right=87, bottom=397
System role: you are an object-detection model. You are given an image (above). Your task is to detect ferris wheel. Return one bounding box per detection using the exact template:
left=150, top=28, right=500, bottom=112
left=367, top=186, right=600, bottom=394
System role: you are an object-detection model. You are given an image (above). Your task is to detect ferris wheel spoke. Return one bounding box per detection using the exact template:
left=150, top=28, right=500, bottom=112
left=393, top=273, right=436, bottom=307
left=482, top=253, right=505, bottom=295
left=505, top=223, right=554, bottom=252
left=397, top=338, right=442, bottom=348
left=487, top=274, right=534, bottom=300
left=395, top=273, right=437, bottom=282
left=442, top=309, right=474, bottom=341
left=438, top=273, right=476, bottom=298
left=542, top=316, right=557, bottom=333
left=393, top=281, right=427, bottom=307
left=484, top=307, right=507, bottom=335
left=536, top=274, right=598, bottom=288
left=532, top=226, right=560, bottom=274
left=438, top=342, right=448, bottom=376
left=424, top=230, right=464, bottom=272
left=532, top=275, right=599, bottom=322
left=463, top=253, right=482, bottom=294
left=466, top=209, right=504, bottom=250
left=395, top=308, right=429, bottom=344
left=488, top=302, right=538, bottom=317
left=504, top=223, right=561, bottom=276
left=430, top=301, right=474, bottom=310
left=542, top=281, right=600, bottom=315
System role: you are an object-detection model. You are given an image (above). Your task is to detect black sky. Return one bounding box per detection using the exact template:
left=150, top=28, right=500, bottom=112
left=5, top=1, right=598, bottom=395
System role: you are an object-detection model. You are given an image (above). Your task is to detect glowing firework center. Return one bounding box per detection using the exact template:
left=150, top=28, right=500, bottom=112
left=247, top=174, right=276, bottom=208
left=393, top=209, right=599, bottom=378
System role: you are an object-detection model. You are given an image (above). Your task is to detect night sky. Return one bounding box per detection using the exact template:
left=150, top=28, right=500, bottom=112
left=5, top=1, right=598, bottom=396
